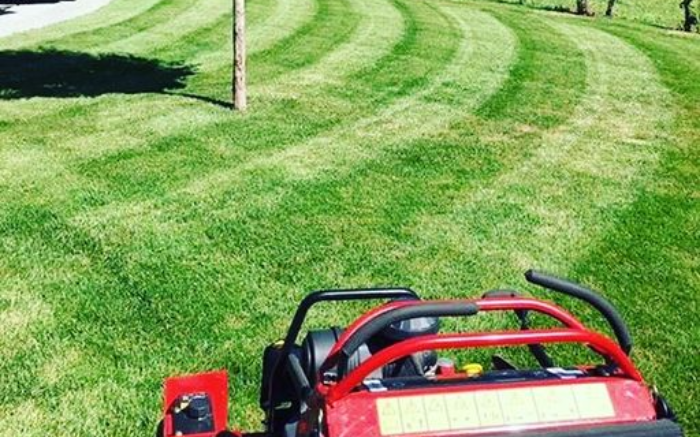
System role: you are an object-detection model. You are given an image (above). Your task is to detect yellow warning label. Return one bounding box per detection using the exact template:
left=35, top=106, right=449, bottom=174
left=376, top=383, right=615, bottom=435
left=443, top=392, right=479, bottom=429
left=376, top=397, right=403, bottom=435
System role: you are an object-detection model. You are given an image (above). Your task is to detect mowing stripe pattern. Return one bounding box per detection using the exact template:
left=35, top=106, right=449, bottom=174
left=0, top=0, right=697, bottom=435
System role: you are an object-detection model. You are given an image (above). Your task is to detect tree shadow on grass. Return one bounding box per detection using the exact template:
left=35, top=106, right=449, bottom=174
left=0, top=49, right=209, bottom=102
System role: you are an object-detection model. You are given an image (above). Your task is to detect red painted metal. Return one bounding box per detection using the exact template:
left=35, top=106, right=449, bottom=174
left=163, top=370, right=229, bottom=437
left=323, top=297, right=589, bottom=374
left=325, top=378, right=656, bottom=437
left=327, top=329, right=642, bottom=402
left=473, top=297, right=587, bottom=330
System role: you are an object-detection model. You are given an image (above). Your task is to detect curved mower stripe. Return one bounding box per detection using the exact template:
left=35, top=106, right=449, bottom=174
left=255, top=0, right=406, bottom=94
left=405, top=20, right=674, bottom=286
left=98, top=0, right=231, bottom=55
left=73, top=5, right=515, bottom=236
left=37, top=0, right=194, bottom=50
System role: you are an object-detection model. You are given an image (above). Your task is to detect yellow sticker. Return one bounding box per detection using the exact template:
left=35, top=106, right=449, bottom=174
left=443, top=392, right=480, bottom=429
left=376, top=397, right=403, bottom=435
left=398, top=396, right=428, bottom=433
left=573, top=383, right=616, bottom=419
left=532, top=385, right=580, bottom=422
left=375, top=383, right=615, bottom=436
left=423, top=394, right=452, bottom=432
left=475, top=390, right=505, bottom=427
left=498, top=388, right=538, bottom=425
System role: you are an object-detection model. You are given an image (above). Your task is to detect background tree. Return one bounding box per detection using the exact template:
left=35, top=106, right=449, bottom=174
left=233, top=0, right=246, bottom=110
left=605, top=0, right=617, bottom=16
left=680, top=0, right=698, bottom=31
left=576, top=0, right=594, bottom=15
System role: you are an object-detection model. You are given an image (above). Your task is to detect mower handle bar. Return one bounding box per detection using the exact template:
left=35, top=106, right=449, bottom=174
left=266, top=288, right=419, bottom=422
left=525, top=270, right=633, bottom=355
left=337, top=302, right=479, bottom=378
left=334, top=295, right=605, bottom=378
left=328, top=329, right=643, bottom=403
left=277, top=288, right=419, bottom=353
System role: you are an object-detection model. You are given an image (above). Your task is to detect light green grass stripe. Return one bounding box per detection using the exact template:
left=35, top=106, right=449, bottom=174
left=255, top=0, right=405, bottom=93
left=0, top=0, right=159, bottom=49
left=188, top=0, right=319, bottom=72
left=0, top=273, right=52, bottom=362
left=101, top=0, right=294, bottom=58
left=35, top=0, right=198, bottom=51
left=402, top=19, right=674, bottom=288
left=96, top=0, right=230, bottom=54
left=247, top=0, right=318, bottom=54
left=143, top=0, right=279, bottom=60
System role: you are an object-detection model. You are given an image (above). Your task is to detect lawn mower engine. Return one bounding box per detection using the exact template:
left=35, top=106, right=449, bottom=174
left=160, top=270, right=683, bottom=437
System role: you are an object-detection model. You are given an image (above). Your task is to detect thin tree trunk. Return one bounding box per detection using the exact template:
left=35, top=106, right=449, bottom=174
left=681, top=0, right=696, bottom=31
left=605, top=0, right=616, bottom=16
left=576, top=0, right=593, bottom=15
left=233, top=0, right=247, bottom=110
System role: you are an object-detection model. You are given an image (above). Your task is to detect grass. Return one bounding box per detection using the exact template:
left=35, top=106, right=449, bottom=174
left=487, top=0, right=697, bottom=30
left=0, top=0, right=698, bottom=435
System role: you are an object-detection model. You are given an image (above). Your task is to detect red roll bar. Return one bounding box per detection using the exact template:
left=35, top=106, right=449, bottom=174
left=322, top=297, right=588, bottom=374
left=326, top=328, right=642, bottom=403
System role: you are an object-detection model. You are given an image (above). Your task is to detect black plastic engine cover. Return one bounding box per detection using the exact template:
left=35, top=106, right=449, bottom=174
left=170, top=394, right=214, bottom=435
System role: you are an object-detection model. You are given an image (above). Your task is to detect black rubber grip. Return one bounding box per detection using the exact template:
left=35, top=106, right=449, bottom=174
left=525, top=270, right=633, bottom=354
left=338, top=302, right=479, bottom=377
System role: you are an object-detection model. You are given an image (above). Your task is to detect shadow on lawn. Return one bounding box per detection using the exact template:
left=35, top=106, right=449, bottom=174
left=0, top=49, right=199, bottom=100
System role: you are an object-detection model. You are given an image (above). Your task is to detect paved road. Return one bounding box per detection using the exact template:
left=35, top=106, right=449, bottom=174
left=0, top=0, right=114, bottom=38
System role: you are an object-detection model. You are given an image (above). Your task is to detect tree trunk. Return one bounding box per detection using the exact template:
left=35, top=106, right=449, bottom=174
left=233, top=0, right=247, bottom=110
left=605, top=0, right=616, bottom=16
left=681, top=0, right=697, bottom=31
left=576, top=0, right=593, bottom=15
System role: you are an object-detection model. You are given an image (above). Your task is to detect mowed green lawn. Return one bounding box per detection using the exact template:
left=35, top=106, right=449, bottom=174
left=496, top=0, right=696, bottom=29
left=0, top=0, right=698, bottom=435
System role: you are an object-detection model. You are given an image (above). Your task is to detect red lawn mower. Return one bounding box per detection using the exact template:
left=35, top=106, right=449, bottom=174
left=159, top=270, right=683, bottom=437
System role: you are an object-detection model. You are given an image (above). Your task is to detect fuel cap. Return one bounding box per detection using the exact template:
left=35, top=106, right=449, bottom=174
left=186, top=396, right=212, bottom=420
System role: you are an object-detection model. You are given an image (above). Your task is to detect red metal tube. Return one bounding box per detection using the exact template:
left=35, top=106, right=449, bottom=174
left=327, top=329, right=642, bottom=403
left=323, top=297, right=587, bottom=372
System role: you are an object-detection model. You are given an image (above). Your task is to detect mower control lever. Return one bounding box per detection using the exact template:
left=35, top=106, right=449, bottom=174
left=338, top=302, right=479, bottom=378
left=266, top=288, right=420, bottom=431
left=287, top=354, right=312, bottom=400
left=525, top=270, right=633, bottom=355
left=279, top=288, right=420, bottom=358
